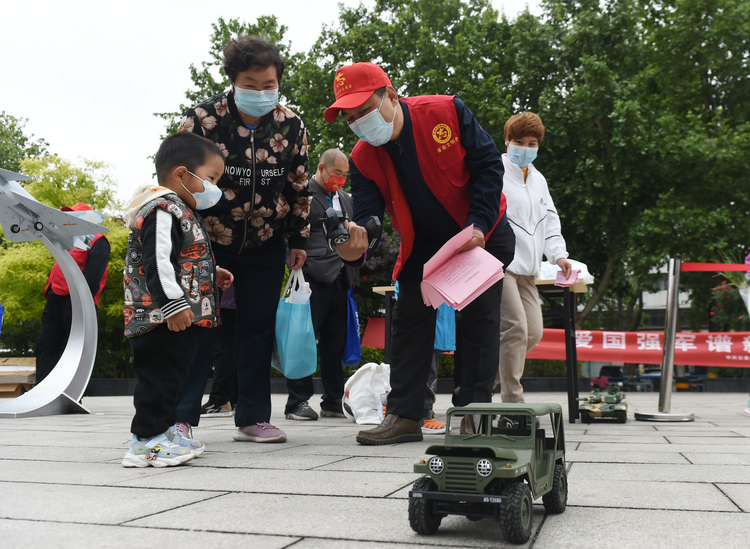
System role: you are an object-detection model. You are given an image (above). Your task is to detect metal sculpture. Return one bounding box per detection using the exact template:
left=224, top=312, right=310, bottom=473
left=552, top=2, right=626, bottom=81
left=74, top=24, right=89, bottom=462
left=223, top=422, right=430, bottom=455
left=0, top=168, right=109, bottom=418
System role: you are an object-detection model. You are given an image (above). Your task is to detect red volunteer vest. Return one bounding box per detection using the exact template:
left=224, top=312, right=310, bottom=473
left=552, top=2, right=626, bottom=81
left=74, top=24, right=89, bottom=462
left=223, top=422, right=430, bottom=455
left=45, top=234, right=109, bottom=305
left=351, top=95, right=506, bottom=280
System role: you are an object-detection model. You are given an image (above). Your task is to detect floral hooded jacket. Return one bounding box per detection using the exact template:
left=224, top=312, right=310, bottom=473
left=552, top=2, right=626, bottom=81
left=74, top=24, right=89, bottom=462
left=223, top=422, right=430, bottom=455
left=178, top=90, right=311, bottom=255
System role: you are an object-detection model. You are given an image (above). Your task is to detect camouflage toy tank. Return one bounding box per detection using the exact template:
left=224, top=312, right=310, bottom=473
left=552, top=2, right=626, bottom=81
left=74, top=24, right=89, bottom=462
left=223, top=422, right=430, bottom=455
left=577, top=387, right=627, bottom=423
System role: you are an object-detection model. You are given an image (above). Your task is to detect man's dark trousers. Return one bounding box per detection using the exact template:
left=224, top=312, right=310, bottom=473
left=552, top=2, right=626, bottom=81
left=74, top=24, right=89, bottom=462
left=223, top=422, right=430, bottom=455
left=386, top=223, right=515, bottom=421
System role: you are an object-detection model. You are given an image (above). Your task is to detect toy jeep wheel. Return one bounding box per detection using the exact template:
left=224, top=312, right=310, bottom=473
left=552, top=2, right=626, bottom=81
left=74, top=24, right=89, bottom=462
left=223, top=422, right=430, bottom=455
left=409, top=476, right=443, bottom=535
left=616, top=410, right=627, bottom=423
left=542, top=463, right=568, bottom=514
left=499, top=482, right=533, bottom=543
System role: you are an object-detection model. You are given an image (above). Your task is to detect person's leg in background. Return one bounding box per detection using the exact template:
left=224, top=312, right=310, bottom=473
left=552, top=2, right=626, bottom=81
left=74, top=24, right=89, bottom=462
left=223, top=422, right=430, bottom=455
left=317, top=276, right=348, bottom=416
left=35, top=292, right=73, bottom=384
left=201, top=307, right=237, bottom=417
left=175, top=328, right=216, bottom=425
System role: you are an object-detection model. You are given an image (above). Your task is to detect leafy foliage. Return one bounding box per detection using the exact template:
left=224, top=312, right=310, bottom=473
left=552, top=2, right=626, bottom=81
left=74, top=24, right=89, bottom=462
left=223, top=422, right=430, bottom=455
left=0, top=112, right=48, bottom=172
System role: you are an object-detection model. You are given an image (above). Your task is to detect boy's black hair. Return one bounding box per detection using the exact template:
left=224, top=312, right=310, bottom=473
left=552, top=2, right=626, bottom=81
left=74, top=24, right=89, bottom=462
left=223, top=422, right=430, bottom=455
left=155, top=133, right=223, bottom=184
left=223, top=35, right=286, bottom=84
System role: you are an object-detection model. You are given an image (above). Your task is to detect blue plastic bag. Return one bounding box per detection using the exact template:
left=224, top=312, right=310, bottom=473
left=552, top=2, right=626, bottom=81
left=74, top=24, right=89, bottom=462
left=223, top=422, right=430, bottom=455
left=342, top=289, right=362, bottom=367
left=272, top=271, right=317, bottom=379
left=433, top=303, right=456, bottom=352
left=0, top=303, right=4, bottom=338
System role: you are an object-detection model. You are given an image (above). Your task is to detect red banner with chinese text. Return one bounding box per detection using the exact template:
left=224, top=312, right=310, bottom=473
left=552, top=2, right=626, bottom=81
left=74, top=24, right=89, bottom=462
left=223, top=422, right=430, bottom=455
left=527, top=329, right=750, bottom=368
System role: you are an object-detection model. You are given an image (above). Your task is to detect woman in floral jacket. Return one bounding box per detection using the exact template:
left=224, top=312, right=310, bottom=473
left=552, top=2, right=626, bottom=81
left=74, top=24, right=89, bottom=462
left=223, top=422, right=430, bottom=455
left=175, top=35, right=311, bottom=444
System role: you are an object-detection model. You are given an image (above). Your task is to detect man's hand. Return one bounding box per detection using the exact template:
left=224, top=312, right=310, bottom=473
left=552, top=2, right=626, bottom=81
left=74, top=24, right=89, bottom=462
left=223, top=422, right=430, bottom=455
left=167, top=309, right=194, bottom=332
left=557, top=258, right=573, bottom=278
left=456, top=229, right=485, bottom=254
left=216, top=267, right=234, bottom=290
left=290, top=249, right=307, bottom=270
left=335, top=220, right=369, bottom=261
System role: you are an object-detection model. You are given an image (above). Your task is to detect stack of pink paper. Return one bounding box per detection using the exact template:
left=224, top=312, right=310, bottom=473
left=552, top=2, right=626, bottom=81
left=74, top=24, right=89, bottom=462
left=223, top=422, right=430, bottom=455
left=420, top=225, right=505, bottom=311
left=554, top=269, right=580, bottom=287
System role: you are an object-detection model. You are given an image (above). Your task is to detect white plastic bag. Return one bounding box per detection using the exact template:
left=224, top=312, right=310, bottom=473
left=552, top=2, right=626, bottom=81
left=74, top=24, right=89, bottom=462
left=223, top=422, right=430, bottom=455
left=342, top=362, right=391, bottom=425
left=283, top=269, right=312, bottom=304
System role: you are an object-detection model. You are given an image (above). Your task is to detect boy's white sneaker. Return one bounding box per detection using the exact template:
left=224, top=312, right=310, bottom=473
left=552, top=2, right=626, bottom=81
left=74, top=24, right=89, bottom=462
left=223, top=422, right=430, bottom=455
left=122, top=433, right=195, bottom=468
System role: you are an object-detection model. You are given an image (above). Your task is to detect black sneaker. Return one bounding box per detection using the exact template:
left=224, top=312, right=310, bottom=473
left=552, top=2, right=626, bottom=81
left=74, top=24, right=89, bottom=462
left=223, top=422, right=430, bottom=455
left=320, top=399, right=347, bottom=418
left=285, top=401, right=319, bottom=421
left=200, top=401, right=233, bottom=418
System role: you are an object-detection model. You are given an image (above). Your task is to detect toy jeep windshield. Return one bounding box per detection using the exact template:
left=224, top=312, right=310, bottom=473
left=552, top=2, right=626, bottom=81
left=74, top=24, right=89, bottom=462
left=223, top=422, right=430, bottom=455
left=409, top=403, right=567, bottom=544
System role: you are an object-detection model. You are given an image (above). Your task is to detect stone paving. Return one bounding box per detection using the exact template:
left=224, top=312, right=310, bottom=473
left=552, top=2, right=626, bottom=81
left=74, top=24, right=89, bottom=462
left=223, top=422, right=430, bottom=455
left=0, top=391, right=749, bottom=548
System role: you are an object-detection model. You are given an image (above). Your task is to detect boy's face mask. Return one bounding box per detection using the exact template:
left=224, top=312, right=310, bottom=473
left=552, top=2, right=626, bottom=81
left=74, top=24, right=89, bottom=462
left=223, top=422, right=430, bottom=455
left=184, top=171, right=223, bottom=210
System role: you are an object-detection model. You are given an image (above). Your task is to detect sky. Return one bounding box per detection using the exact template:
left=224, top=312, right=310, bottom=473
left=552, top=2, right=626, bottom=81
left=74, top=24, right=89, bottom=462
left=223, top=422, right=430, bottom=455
left=2, top=0, right=542, bottom=204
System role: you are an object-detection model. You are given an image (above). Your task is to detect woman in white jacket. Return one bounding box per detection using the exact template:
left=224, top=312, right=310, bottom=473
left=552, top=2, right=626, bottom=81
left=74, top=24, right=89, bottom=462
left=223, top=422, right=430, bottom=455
left=497, top=113, right=572, bottom=402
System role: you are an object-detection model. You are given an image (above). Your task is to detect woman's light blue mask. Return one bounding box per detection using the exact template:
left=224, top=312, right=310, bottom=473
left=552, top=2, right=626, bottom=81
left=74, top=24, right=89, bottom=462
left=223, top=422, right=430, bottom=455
left=508, top=144, right=538, bottom=167
left=234, top=86, right=279, bottom=118
left=184, top=171, right=223, bottom=210
left=348, top=94, right=395, bottom=147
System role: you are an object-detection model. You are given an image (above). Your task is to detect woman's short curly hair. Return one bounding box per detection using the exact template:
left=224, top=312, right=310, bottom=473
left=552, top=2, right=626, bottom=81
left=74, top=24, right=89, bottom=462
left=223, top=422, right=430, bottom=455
left=223, top=35, right=286, bottom=84
left=504, top=112, right=545, bottom=143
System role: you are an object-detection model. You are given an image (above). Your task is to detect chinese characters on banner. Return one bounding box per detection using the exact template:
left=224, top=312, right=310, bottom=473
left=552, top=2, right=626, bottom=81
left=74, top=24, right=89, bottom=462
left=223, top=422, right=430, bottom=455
left=527, top=329, right=750, bottom=367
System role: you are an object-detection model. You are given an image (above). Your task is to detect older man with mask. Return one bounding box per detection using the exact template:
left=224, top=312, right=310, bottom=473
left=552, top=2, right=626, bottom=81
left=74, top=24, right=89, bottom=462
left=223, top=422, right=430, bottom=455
left=325, top=62, right=515, bottom=445
left=284, top=149, right=358, bottom=421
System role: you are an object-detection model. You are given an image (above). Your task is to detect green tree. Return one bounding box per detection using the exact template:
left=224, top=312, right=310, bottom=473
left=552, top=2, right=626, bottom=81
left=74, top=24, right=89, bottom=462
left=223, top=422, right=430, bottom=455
left=0, top=156, right=130, bottom=377
left=155, top=16, right=295, bottom=137
left=286, top=0, right=514, bottom=161
left=0, top=112, right=48, bottom=172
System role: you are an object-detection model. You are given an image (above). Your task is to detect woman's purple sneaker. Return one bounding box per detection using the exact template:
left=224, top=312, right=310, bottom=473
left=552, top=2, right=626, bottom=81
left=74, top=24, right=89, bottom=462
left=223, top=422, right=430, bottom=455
left=233, top=422, right=287, bottom=443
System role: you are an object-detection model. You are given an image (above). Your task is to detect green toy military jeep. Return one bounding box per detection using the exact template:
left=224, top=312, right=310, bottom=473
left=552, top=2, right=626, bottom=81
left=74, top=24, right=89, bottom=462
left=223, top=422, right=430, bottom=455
left=408, top=403, right=567, bottom=543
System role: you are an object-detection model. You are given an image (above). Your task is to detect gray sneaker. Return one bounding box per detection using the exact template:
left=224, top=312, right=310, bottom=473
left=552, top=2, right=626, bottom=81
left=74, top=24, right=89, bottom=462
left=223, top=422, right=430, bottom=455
left=285, top=400, right=319, bottom=420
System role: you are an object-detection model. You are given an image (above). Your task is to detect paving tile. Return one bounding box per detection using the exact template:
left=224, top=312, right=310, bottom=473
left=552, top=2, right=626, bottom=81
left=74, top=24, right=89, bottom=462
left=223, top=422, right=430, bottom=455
left=566, top=434, right=669, bottom=443
left=0, top=445, right=125, bottom=462
left=0, top=459, right=175, bottom=485
left=666, top=436, right=750, bottom=445
left=127, top=491, right=545, bottom=548
left=312, top=455, right=420, bottom=473
left=537, top=507, right=750, bottom=548
left=717, top=483, right=750, bottom=512
left=187, top=451, right=347, bottom=470
left=113, top=467, right=419, bottom=497
left=681, top=453, right=750, bottom=465
left=577, top=442, right=750, bottom=454
left=569, top=462, right=750, bottom=483
left=0, top=483, right=226, bottom=524
left=0, top=519, right=297, bottom=549
left=566, top=450, right=690, bottom=464
left=569, top=478, right=738, bottom=511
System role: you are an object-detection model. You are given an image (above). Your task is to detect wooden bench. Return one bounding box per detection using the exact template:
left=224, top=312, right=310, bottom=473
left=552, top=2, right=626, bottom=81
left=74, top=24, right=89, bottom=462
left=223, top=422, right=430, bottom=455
left=0, top=358, right=36, bottom=398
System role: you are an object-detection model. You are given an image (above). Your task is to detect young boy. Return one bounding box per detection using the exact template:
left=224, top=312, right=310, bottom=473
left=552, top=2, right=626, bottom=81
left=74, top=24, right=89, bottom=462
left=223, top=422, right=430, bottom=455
left=121, top=132, right=233, bottom=467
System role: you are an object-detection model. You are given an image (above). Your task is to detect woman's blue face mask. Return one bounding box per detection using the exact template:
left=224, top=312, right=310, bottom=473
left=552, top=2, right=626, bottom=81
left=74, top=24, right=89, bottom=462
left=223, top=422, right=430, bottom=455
left=234, top=86, right=279, bottom=118
left=508, top=144, right=538, bottom=167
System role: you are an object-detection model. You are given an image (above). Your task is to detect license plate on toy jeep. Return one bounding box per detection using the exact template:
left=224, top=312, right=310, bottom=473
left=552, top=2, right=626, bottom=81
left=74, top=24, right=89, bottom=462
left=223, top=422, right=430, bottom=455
left=409, top=491, right=503, bottom=504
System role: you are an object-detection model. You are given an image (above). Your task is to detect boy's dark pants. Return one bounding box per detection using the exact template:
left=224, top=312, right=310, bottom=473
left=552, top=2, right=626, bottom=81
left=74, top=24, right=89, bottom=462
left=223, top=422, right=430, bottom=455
left=130, top=324, right=201, bottom=439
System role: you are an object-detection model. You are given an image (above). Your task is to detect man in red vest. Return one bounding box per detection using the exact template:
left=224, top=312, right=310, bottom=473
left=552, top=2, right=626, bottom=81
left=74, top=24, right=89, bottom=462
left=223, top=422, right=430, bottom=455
left=35, top=202, right=110, bottom=384
left=325, top=62, right=515, bottom=445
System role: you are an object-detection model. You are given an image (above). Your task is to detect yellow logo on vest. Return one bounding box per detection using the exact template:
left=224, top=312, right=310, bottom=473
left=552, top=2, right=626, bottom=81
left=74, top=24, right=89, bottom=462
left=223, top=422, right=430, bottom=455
left=432, top=123, right=451, bottom=144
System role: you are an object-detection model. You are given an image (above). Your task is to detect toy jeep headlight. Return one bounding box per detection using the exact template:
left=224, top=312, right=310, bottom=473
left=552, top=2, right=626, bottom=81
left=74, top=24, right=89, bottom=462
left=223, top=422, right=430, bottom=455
left=477, top=459, right=493, bottom=477
left=429, top=457, right=444, bottom=475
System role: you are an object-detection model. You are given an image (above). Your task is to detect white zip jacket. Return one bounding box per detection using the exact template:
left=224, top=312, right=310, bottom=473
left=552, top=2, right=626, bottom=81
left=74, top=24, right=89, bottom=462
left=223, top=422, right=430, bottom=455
left=502, top=154, right=568, bottom=277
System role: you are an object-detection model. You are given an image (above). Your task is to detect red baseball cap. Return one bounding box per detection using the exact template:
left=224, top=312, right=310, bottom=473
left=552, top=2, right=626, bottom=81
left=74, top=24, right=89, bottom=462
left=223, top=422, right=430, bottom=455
left=324, top=62, right=392, bottom=123
left=61, top=202, right=93, bottom=212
